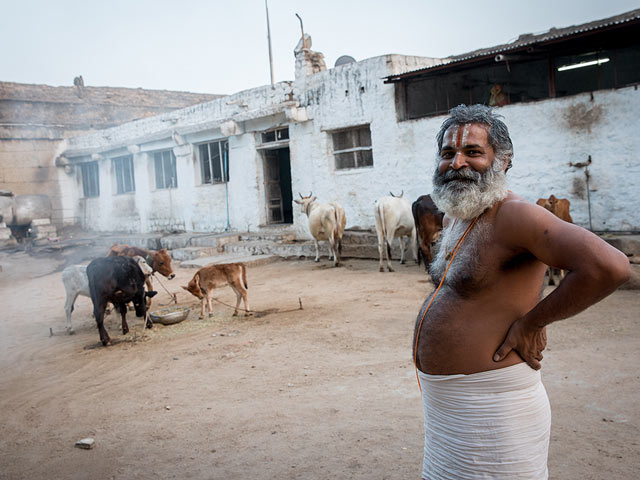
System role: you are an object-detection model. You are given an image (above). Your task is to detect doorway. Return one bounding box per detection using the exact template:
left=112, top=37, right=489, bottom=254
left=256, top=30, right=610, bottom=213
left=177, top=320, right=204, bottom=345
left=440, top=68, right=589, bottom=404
left=263, top=147, right=293, bottom=224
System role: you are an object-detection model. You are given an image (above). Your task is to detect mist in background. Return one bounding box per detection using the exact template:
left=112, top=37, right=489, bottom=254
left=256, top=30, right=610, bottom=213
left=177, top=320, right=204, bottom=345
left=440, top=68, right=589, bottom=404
left=1, top=0, right=639, bottom=94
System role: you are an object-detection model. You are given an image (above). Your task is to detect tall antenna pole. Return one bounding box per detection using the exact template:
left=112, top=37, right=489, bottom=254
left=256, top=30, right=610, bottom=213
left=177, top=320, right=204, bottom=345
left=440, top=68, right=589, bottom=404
left=265, top=0, right=275, bottom=87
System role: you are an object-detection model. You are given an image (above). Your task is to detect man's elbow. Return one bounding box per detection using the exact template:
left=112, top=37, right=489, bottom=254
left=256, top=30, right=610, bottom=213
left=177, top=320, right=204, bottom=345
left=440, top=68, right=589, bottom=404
left=602, top=250, right=631, bottom=289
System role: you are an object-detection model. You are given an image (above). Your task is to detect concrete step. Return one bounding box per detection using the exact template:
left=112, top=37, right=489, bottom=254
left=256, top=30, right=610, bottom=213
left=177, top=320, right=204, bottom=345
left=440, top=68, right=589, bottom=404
left=239, top=232, right=296, bottom=242
left=179, top=253, right=280, bottom=269
left=171, top=246, right=220, bottom=261
left=342, top=229, right=378, bottom=246
left=221, top=236, right=413, bottom=261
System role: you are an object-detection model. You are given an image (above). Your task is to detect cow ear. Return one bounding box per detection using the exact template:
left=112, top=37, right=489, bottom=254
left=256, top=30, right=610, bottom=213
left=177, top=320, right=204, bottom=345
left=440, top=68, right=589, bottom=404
left=293, top=199, right=301, bottom=204
left=181, top=286, right=189, bottom=291
left=311, top=196, right=317, bottom=202
left=146, top=290, right=158, bottom=298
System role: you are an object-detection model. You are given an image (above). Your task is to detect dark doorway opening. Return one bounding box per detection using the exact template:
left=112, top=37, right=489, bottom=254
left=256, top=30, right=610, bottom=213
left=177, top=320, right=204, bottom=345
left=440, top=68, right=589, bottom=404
left=263, top=148, right=293, bottom=224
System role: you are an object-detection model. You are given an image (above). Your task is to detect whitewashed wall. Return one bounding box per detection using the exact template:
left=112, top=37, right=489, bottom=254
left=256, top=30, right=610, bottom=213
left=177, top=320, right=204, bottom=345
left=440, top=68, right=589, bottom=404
left=60, top=84, right=295, bottom=233
left=291, top=61, right=640, bottom=234
left=289, top=55, right=447, bottom=238
left=59, top=53, right=639, bottom=235
left=500, top=88, right=640, bottom=231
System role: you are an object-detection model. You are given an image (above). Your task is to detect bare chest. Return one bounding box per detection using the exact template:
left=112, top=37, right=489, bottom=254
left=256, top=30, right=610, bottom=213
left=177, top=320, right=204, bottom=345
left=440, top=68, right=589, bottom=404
left=429, top=220, right=536, bottom=297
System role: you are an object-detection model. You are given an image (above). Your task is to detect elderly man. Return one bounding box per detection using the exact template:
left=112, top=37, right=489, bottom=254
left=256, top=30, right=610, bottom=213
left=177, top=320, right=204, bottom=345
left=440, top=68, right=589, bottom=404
left=413, top=104, right=629, bottom=479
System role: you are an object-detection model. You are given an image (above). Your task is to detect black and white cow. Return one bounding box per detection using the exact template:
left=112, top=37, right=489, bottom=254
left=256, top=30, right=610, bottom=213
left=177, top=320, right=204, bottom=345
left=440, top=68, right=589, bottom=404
left=87, top=256, right=157, bottom=346
left=62, top=255, right=153, bottom=335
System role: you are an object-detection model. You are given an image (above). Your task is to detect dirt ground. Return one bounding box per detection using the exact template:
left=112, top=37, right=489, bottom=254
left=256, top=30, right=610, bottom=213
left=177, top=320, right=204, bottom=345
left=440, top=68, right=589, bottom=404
left=0, top=245, right=638, bottom=480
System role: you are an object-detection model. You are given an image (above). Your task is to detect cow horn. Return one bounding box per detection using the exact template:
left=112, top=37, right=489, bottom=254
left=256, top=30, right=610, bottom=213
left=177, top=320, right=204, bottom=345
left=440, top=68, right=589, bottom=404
left=389, top=191, right=395, bottom=197
left=298, top=192, right=304, bottom=199
left=309, top=191, right=313, bottom=198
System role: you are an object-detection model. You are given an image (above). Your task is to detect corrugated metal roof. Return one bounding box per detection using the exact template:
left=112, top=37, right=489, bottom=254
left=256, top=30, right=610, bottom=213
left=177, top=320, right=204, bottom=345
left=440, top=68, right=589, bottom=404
left=385, top=8, right=640, bottom=82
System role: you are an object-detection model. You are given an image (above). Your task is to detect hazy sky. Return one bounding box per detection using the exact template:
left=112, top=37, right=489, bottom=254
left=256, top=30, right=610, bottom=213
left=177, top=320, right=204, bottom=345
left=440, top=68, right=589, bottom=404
left=1, top=0, right=639, bottom=95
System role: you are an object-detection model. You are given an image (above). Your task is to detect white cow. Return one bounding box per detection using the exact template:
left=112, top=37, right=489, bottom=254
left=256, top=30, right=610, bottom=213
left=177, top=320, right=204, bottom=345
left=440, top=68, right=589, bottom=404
left=374, top=193, right=417, bottom=272
left=62, top=255, right=153, bottom=334
left=294, top=193, right=346, bottom=267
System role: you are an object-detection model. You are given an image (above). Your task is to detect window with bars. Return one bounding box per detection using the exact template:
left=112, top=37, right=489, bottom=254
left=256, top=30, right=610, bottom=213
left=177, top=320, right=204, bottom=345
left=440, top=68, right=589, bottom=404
left=332, top=126, right=373, bottom=170
left=153, top=150, right=178, bottom=189
left=199, top=140, right=229, bottom=184
left=80, top=162, right=99, bottom=197
left=113, top=155, right=135, bottom=194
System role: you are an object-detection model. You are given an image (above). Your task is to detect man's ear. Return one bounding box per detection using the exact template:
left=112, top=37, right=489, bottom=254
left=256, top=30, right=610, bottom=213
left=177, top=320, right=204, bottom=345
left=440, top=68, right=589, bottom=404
left=504, top=156, right=513, bottom=173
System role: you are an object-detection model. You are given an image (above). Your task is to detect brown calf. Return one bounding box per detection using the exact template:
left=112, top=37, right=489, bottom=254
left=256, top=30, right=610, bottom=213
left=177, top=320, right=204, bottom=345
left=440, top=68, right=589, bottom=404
left=182, top=263, right=251, bottom=318
left=536, top=194, right=573, bottom=223
left=536, top=194, right=573, bottom=285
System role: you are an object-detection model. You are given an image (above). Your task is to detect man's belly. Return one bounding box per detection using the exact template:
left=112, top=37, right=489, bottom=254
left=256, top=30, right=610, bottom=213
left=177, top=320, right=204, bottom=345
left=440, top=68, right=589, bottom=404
left=415, top=295, right=526, bottom=375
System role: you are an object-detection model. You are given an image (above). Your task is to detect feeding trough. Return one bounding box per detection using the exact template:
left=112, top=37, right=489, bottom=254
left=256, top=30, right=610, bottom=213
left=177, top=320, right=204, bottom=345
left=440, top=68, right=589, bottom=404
left=149, top=306, right=190, bottom=325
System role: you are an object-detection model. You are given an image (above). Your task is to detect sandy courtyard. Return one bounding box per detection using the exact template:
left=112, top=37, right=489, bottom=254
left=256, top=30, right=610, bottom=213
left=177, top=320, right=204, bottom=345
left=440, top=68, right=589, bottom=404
left=0, top=247, right=638, bottom=479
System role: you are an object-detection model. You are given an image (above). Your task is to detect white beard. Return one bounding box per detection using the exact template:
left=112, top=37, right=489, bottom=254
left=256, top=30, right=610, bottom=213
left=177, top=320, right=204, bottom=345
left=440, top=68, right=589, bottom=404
left=431, top=164, right=508, bottom=220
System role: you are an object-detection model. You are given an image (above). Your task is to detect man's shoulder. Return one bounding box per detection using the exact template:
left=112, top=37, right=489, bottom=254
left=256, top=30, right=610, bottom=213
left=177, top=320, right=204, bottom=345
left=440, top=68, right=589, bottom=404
left=491, top=192, right=538, bottom=221
left=490, top=192, right=551, bottom=238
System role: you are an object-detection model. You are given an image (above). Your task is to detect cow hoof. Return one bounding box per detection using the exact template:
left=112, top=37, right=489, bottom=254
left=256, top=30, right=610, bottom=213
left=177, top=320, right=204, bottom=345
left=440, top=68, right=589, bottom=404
left=387, top=267, right=395, bottom=272
left=245, top=311, right=253, bottom=317
left=145, top=321, right=153, bottom=329
left=122, top=328, right=129, bottom=335
left=401, top=260, right=406, bottom=264
left=379, top=267, right=384, bottom=272
left=314, top=258, right=319, bottom=263
left=67, top=328, right=75, bottom=335
left=208, top=313, right=213, bottom=318
left=198, top=315, right=204, bottom=320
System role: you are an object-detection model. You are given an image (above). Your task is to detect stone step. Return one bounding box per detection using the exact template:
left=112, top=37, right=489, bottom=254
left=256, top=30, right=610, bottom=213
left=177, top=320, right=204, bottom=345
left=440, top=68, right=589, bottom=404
left=239, top=232, right=296, bottom=242
left=171, top=246, right=220, bottom=261
left=179, top=253, right=280, bottom=269
left=221, top=237, right=413, bottom=261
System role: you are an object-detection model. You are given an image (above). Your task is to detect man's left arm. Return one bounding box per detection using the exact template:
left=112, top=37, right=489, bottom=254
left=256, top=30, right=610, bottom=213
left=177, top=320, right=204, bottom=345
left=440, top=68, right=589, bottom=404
left=493, top=201, right=630, bottom=369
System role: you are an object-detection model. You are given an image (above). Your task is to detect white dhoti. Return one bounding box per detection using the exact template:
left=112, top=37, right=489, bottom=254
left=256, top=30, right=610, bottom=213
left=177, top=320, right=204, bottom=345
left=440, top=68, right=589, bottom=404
left=418, top=363, right=551, bottom=480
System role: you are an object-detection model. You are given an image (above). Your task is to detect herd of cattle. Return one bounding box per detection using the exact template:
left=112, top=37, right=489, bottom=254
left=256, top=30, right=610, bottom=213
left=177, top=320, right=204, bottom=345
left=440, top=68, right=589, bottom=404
left=61, top=193, right=571, bottom=346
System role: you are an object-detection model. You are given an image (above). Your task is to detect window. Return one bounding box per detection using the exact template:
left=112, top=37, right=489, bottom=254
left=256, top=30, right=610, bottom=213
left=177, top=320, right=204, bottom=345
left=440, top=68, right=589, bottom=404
left=199, top=140, right=229, bottom=184
left=113, top=155, right=135, bottom=194
left=80, top=162, right=99, bottom=197
left=405, top=59, right=549, bottom=119
left=332, top=126, right=373, bottom=170
left=555, top=50, right=615, bottom=98
left=261, top=127, right=289, bottom=144
left=401, top=39, right=640, bottom=119
left=153, top=150, right=177, bottom=189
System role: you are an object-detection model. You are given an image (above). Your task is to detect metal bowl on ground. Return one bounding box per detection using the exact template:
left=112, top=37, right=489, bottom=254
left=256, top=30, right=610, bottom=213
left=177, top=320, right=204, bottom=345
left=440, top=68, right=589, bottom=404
left=149, top=306, right=190, bottom=325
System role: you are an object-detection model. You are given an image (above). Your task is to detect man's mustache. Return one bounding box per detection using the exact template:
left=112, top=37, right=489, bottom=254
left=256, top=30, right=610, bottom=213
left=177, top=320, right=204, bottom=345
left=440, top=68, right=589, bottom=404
left=439, top=168, right=481, bottom=183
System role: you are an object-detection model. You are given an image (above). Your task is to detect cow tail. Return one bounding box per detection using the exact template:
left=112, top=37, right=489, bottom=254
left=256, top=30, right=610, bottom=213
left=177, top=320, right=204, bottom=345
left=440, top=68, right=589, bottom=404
left=412, top=206, right=424, bottom=268
left=378, top=201, right=392, bottom=260
left=334, top=208, right=344, bottom=255
left=242, top=264, right=248, bottom=289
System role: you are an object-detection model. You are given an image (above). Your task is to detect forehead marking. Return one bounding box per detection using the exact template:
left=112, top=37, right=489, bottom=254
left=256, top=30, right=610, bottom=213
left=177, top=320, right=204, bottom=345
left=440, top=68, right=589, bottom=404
left=455, top=126, right=463, bottom=148
left=460, top=125, right=470, bottom=147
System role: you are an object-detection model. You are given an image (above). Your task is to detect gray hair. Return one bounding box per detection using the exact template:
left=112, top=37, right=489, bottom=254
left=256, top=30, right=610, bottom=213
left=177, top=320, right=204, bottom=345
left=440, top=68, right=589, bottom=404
left=436, top=104, right=514, bottom=169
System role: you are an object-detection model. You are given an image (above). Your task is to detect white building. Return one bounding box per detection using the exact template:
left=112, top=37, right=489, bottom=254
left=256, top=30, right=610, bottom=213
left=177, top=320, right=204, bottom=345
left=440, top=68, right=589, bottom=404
left=56, top=9, right=640, bottom=237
